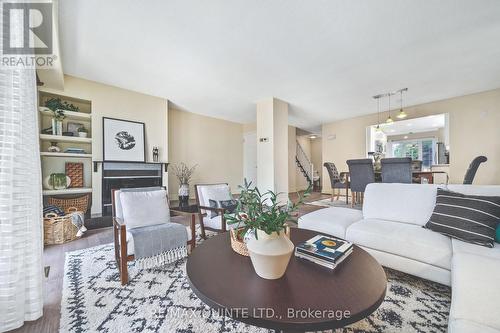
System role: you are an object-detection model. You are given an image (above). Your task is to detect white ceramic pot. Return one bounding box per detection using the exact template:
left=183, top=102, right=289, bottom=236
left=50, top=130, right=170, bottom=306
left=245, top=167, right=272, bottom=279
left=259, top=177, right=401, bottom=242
left=78, top=132, right=88, bottom=138
left=246, top=229, right=294, bottom=279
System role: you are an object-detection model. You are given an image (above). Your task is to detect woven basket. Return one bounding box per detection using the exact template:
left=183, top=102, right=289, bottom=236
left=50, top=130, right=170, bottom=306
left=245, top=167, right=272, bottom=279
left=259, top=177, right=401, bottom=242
left=47, top=194, right=90, bottom=213
left=230, top=226, right=291, bottom=257
left=44, top=207, right=80, bottom=245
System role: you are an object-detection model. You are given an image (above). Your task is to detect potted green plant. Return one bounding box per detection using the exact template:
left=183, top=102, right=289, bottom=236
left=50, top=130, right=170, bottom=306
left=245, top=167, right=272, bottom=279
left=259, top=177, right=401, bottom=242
left=77, top=126, right=89, bottom=138
left=225, top=180, right=310, bottom=279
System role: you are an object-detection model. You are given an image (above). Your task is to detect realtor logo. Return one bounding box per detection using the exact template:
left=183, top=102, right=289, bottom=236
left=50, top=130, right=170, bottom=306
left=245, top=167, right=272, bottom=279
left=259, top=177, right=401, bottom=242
left=2, top=2, right=53, bottom=55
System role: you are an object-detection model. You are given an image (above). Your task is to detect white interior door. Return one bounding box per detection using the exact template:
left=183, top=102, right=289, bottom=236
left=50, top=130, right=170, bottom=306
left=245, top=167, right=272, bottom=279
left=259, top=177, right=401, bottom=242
left=243, top=131, right=257, bottom=186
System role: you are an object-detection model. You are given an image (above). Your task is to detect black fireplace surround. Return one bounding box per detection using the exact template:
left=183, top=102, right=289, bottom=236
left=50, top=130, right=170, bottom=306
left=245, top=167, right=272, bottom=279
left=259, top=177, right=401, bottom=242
left=101, top=162, right=163, bottom=216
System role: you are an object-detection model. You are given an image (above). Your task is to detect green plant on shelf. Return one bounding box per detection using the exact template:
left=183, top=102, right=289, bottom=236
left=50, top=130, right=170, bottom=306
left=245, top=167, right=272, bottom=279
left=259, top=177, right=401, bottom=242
left=45, top=97, right=80, bottom=113
left=78, top=126, right=88, bottom=133
left=49, top=173, right=67, bottom=189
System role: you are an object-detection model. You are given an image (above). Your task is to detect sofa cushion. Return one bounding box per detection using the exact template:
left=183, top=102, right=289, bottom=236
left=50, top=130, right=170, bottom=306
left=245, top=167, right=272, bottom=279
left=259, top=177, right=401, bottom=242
left=452, top=238, right=500, bottom=260
left=120, top=189, right=170, bottom=229
left=448, top=319, right=500, bottom=333
left=363, top=183, right=437, bottom=226
left=346, top=218, right=452, bottom=270
left=425, top=188, right=500, bottom=248
left=446, top=184, right=500, bottom=197
left=298, top=207, right=363, bottom=239
left=450, top=253, right=500, bottom=331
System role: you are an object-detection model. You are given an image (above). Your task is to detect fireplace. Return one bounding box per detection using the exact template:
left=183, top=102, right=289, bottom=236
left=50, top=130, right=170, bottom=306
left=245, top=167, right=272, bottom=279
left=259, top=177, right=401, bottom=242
left=101, top=162, right=163, bottom=216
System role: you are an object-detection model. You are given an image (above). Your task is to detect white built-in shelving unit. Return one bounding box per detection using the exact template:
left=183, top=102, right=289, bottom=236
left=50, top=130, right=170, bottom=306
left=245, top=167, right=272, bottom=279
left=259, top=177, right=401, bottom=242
left=38, top=89, right=93, bottom=197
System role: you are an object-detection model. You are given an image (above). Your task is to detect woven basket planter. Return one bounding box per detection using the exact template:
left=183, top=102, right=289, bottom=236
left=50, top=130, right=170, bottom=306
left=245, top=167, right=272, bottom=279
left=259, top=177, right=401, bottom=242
left=44, top=207, right=81, bottom=245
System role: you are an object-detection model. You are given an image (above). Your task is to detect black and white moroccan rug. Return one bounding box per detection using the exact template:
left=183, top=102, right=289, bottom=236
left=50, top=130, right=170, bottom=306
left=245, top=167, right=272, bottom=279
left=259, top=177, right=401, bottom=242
left=61, top=242, right=451, bottom=333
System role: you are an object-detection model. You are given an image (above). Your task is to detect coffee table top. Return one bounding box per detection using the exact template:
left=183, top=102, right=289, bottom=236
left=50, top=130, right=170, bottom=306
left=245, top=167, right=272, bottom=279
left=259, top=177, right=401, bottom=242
left=186, top=228, right=387, bottom=332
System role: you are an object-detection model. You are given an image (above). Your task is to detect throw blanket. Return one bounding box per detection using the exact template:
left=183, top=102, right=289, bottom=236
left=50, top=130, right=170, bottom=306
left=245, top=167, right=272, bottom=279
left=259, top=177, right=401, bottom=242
left=71, top=212, right=85, bottom=229
left=128, top=223, right=188, bottom=269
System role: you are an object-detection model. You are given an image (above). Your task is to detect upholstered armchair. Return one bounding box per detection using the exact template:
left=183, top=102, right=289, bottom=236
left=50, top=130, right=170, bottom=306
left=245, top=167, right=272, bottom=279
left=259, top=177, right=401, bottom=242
left=112, top=187, right=195, bottom=285
left=195, top=183, right=238, bottom=238
left=323, top=162, right=350, bottom=204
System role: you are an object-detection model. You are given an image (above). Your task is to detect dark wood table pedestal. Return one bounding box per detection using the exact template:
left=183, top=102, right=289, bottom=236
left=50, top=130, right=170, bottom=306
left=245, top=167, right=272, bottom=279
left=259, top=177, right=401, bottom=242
left=187, top=229, right=387, bottom=332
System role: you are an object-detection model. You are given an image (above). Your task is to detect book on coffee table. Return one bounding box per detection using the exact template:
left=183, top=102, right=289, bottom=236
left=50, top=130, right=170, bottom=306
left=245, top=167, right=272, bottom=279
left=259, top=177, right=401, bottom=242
left=295, top=235, right=353, bottom=269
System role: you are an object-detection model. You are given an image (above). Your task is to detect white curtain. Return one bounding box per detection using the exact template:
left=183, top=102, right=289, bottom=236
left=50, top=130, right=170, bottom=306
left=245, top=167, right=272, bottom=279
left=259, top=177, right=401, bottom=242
left=0, top=5, right=44, bottom=332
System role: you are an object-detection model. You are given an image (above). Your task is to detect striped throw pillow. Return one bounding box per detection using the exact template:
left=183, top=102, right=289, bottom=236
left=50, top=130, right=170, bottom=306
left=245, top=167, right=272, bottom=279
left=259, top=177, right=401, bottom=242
left=424, top=188, right=500, bottom=247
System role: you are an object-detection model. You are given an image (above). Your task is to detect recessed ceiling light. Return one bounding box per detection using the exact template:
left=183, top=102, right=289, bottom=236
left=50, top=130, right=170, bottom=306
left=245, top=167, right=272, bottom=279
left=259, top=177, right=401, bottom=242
left=309, top=135, right=317, bottom=139
left=404, top=135, right=409, bottom=139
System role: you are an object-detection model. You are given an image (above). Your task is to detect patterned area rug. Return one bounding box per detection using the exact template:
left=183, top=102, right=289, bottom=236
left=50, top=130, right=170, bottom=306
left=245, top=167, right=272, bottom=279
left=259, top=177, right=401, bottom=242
left=61, top=241, right=451, bottom=333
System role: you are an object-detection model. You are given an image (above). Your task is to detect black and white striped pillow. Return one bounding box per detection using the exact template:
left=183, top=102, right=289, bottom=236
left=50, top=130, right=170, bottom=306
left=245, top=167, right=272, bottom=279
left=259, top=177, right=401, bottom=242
left=424, top=188, right=500, bottom=247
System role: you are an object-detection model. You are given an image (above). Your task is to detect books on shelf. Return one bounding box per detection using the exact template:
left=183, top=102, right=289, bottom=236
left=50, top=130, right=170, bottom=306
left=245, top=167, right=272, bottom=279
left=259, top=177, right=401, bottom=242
left=64, top=148, right=87, bottom=154
left=295, top=235, right=353, bottom=270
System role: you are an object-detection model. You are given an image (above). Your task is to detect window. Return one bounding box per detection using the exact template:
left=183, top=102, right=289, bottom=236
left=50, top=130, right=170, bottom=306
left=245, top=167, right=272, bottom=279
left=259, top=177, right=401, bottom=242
left=390, top=138, right=436, bottom=169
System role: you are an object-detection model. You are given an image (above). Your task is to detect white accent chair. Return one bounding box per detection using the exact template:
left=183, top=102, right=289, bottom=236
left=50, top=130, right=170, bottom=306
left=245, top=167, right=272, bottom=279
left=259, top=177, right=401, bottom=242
left=112, top=187, right=195, bottom=285
left=194, top=183, right=238, bottom=238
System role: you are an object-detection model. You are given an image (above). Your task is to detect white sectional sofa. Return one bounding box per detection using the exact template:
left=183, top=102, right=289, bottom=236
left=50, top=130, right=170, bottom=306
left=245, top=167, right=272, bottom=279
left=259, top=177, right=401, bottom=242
left=298, top=183, right=500, bottom=333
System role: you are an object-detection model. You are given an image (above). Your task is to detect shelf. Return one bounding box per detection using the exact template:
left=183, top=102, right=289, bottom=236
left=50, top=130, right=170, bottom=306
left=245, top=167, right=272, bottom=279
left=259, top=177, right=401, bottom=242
left=39, top=107, right=91, bottom=120
left=42, top=187, right=93, bottom=196
left=40, top=134, right=92, bottom=143
left=40, top=152, right=92, bottom=158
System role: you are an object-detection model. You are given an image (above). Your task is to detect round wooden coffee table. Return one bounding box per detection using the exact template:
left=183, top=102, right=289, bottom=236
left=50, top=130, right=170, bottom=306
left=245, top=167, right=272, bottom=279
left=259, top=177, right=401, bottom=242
left=186, top=228, right=387, bottom=332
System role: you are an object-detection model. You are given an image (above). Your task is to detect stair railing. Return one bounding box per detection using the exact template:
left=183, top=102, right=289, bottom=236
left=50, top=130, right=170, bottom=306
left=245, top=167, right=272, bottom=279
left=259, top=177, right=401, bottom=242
left=296, top=141, right=314, bottom=185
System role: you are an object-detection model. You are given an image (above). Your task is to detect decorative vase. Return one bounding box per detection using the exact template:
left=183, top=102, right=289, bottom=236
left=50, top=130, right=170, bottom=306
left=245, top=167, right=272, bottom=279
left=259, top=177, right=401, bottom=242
left=246, top=228, right=294, bottom=279
left=178, top=183, right=189, bottom=207
left=48, top=142, right=60, bottom=152
left=78, top=132, right=88, bottom=138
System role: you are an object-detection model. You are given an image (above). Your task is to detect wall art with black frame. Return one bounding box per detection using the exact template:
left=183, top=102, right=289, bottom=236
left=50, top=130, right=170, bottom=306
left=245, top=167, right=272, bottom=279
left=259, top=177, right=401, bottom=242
left=103, top=117, right=145, bottom=162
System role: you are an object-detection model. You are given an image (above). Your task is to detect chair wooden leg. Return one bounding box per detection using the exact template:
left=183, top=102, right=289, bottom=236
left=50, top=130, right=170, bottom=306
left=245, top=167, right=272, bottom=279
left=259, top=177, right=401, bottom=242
left=120, top=228, right=128, bottom=285
left=336, top=189, right=340, bottom=201
left=345, top=186, right=349, bottom=205
left=331, top=190, right=335, bottom=202
left=351, top=192, right=355, bottom=208
left=190, top=214, right=196, bottom=250
left=199, top=214, right=207, bottom=239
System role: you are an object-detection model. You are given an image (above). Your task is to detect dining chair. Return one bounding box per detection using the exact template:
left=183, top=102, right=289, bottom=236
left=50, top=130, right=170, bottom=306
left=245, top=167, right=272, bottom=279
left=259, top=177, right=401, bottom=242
left=323, top=162, right=350, bottom=204
left=381, top=157, right=412, bottom=183
left=112, top=187, right=195, bottom=285
left=346, top=159, right=375, bottom=207
left=463, top=156, right=487, bottom=184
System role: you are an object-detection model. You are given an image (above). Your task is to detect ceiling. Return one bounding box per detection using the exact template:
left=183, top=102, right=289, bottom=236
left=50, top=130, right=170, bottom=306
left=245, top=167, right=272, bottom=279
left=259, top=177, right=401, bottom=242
left=58, top=0, right=500, bottom=132
left=378, top=114, right=446, bottom=136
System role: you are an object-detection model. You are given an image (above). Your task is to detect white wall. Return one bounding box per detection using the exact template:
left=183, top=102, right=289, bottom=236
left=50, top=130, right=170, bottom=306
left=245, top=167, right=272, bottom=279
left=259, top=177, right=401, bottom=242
left=168, top=108, right=244, bottom=198
left=52, top=75, right=169, bottom=216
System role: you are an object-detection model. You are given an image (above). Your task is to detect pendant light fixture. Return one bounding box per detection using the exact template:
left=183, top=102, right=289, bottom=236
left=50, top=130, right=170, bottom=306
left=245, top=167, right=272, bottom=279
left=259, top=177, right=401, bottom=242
left=397, top=88, right=408, bottom=119
left=375, top=95, right=381, bottom=131
left=386, top=93, right=394, bottom=124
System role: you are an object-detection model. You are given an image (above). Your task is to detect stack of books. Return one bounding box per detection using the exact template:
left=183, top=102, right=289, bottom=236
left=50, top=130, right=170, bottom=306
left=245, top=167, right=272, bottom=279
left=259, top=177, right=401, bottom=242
left=295, top=235, right=353, bottom=270
left=64, top=148, right=86, bottom=154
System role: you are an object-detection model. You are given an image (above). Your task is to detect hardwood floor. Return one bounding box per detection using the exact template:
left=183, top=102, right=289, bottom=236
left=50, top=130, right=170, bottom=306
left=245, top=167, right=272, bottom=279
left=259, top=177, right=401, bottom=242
left=9, top=191, right=330, bottom=333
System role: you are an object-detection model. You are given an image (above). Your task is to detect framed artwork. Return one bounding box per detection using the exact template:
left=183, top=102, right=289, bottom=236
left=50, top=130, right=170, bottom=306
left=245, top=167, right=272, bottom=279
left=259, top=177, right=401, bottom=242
left=103, top=117, right=145, bottom=162
left=67, top=122, right=83, bottom=136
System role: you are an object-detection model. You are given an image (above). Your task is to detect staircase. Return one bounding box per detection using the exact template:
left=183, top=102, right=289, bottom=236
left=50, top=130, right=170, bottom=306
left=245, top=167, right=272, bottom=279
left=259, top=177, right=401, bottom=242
left=295, top=141, right=313, bottom=186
